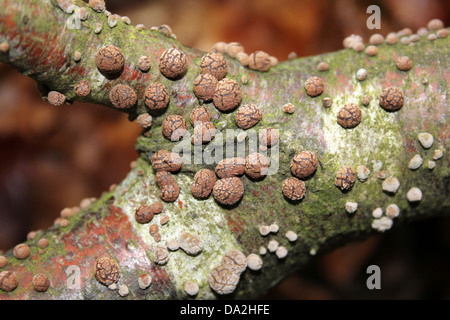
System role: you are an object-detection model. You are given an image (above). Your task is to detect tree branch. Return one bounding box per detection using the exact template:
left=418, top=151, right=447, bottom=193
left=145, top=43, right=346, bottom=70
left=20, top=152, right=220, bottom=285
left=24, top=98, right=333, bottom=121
left=0, top=0, right=448, bottom=300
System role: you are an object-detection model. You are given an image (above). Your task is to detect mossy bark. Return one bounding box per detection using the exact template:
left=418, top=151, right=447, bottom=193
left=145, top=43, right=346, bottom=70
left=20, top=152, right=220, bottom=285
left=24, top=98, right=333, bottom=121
left=0, top=0, right=448, bottom=300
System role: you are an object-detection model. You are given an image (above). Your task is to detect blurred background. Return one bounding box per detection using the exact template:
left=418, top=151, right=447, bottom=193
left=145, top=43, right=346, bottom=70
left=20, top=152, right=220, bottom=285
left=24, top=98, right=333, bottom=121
left=0, top=0, right=449, bottom=299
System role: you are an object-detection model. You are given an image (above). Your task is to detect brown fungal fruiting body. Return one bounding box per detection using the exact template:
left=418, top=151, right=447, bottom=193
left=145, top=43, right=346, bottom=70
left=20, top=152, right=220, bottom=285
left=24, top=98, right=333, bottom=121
left=74, top=80, right=91, bottom=96
left=47, top=91, right=66, bottom=106
left=235, top=104, right=263, bottom=129
left=190, top=106, right=211, bottom=126
left=222, top=250, right=247, bottom=275
left=151, top=150, right=182, bottom=172
left=379, top=86, right=404, bottom=111
left=200, top=53, right=228, bottom=80
left=179, top=232, right=203, bottom=255
left=193, top=73, right=218, bottom=101
left=396, top=56, right=413, bottom=71
left=191, top=121, right=216, bottom=145
left=335, top=166, right=356, bottom=191
left=136, top=113, right=153, bottom=128
left=160, top=183, right=180, bottom=202
left=159, top=48, right=187, bottom=79
left=209, top=265, right=240, bottom=295
left=13, top=243, right=30, bottom=259
left=109, top=84, right=137, bottom=109
left=89, top=0, right=106, bottom=13
left=304, top=76, right=324, bottom=97
left=282, top=177, right=306, bottom=201
left=162, top=115, right=187, bottom=141
left=0, top=271, right=18, bottom=292
left=32, top=273, right=50, bottom=292
left=213, top=177, right=244, bottom=205
left=337, top=103, right=362, bottom=128
left=135, top=203, right=162, bottom=224
left=138, top=56, right=151, bottom=72
left=156, top=171, right=175, bottom=188
left=215, top=157, right=245, bottom=179
left=153, top=244, right=170, bottom=265
left=259, top=127, right=279, bottom=147
left=96, top=45, right=124, bottom=75
left=290, top=151, right=318, bottom=179
left=0, top=256, right=7, bottom=268
left=248, top=51, right=271, bottom=72
left=191, top=169, right=217, bottom=199
left=213, top=79, right=242, bottom=112
left=245, top=153, right=270, bottom=179
left=144, top=83, right=169, bottom=110
left=95, top=257, right=120, bottom=286
left=282, top=103, right=295, bottom=113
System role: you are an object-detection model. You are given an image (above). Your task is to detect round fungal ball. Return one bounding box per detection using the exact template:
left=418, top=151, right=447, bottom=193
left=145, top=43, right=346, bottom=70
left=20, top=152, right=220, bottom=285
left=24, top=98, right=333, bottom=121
left=13, top=243, right=30, bottom=259
left=290, top=151, right=318, bottom=179
left=245, top=153, right=270, bottom=179
left=365, top=45, right=378, bottom=56
left=369, top=33, right=384, bottom=45
left=259, top=127, right=279, bottom=147
left=109, top=84, right=137, bottom=109
left=215, top=157, right=245, bottom=179
left=0, top=256, right=7, bottom=268
left=222, top=250, right=247, bottom=275
left=248, top=51, right=271, bottom=72
left=406, top=187, right=422, bottom=202
left=74, top=80, right=91, bottom=96
left=282, top=177, right=306, bottom=201
left=213, top=78, right=242, bottom=112
left=184, top=281, right=199, bottom=296
left=200, top=52, right=228, bottom=80
left=427, top=18, right=444, bottom=31
left=247, top=254, right=263, bottom=271
left=144, top=82, right=170, bottom=111
left=179, top=232, right=203, bottom=255
left=386, top=204, right=400, bottom=219
left=96, top=45, right=125, bottom=75
left=32, top=273, right=50, bottom=292
left=48, top=91, right=66, bottom=106
left=190, top=106, right=212, bottom=126
left=335, top=166, right=356, bottom=191
left=386, top=33, right=398, bottom=45
left=283, top=103, right=295, bottom=113
left=235, top=104, right=263, bottom=129
left=379, top=86, right=404, bottom=112
left=304, top=76, right=324, bottom=97
left=162, top=115, right=187, bottom=141
left=95, top=257, right=120, bottom=286
left=317, top=62, right=329, bottom=71
left=136, top=113, right=153, bottom=128
left=156, top=171, right=175, bottom=188
left=191, top=121, right=216, bottom=145
left=275, top=246, right=288, bottom=259
left=138, top=56, right=151, bottom=72
left=135, top=204, right=161, bottom=224
left=89, top=0, right=105, bottom=12
left=159, top=48, right=187, bottom=79
left=225, top=42, right=244, bottom=58
left=209, top=265, right=240, bottom=295
left=337, top=103, right=362, bottom=128
left=213, top=177, right=244, bottom=206
left=396, top=56, right=413, bottom=71
left=191, top=168, right=217, bottom=199
left=0, top=271, right=18, bottom=292
left=193, top=73, right=218, bottom=101
left=153, top=244, right=170, bottom=265
left=160, top=183, right=180, bottom=202
left=151, top=150, right=182, bottom=172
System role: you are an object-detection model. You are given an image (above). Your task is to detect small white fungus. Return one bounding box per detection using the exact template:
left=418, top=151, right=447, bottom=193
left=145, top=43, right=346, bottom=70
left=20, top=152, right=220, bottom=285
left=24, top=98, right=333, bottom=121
left=407, top=187, right=422, bottom=202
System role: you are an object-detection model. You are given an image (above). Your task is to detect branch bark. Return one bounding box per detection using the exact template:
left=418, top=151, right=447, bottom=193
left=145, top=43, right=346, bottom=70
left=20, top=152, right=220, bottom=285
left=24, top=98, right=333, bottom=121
left=0, top=0, right=449, bottom=300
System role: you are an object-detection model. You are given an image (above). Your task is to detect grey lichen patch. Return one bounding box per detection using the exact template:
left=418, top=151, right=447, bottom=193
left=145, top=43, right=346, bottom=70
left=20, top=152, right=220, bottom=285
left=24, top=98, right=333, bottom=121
left=113, top=158, right=242, bottom=299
